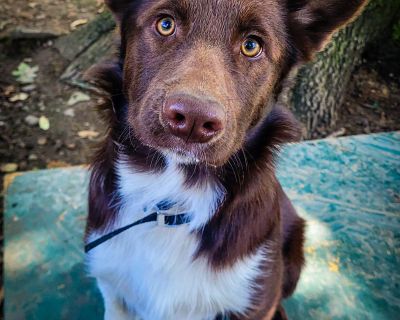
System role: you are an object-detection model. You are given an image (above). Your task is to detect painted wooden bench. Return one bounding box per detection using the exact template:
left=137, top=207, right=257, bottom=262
left=4, top=132, right=399, bottom=319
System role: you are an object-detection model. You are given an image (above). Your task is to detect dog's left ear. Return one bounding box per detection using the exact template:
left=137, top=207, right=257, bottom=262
left=287, top=0, right=368, bottom=61
left=105, top=0, right=136, bottom=22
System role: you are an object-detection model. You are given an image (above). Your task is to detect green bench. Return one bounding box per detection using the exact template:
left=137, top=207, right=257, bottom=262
left=4, top=132, right=400, bottom=320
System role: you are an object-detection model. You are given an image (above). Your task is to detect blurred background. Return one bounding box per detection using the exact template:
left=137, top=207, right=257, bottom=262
left=0, top=0, right=399, bottom=315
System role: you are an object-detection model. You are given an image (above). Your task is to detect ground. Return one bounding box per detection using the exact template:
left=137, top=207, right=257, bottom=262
left=0, top=2, right=399, bottom=315
left=333, top=40, right=400, bottom=137
left=0, top=0, right=104, bottom=172
left=0, top=0, right=101, bottom=40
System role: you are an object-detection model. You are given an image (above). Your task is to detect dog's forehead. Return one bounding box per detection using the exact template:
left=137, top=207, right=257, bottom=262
left=138, top=0, right=284, bottom=32
left=187, top=0, right=282, bottom=19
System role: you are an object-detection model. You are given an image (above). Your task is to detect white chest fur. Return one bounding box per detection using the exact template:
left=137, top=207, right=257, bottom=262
left=87, top=160, right=268, bottom=320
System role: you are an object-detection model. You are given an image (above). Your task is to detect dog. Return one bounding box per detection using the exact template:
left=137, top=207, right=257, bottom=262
left=84, top=1, right=367, bottom=319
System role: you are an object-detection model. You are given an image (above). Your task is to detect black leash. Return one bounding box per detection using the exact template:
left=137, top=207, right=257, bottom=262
left=85, top=201, right=191, bottom=253
left=85, top=201, right=230, bottom=320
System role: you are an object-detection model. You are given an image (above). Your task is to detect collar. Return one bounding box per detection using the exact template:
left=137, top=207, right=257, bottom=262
left=85, top=200, right=191, bottom=253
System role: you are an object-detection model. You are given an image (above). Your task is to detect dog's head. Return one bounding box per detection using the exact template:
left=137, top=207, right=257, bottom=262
left=105, top=0, right=366, bottom=166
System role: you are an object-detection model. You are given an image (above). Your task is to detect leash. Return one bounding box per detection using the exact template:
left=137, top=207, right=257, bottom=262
left=85, top=200, right=191, bottom=253
left=86, top=201, right=231, bottom=320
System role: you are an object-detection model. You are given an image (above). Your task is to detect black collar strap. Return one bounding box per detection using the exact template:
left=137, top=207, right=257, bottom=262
left=85, top=200, right=191, bottom=253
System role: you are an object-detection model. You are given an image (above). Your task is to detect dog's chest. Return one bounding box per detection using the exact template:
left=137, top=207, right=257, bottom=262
left=88, top=161, right=266, bottom=320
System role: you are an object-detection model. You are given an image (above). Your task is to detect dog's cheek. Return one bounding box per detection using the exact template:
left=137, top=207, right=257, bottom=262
left=129, top=104, right=160, bottom=145
left=123, top=30, right=161, bottom=102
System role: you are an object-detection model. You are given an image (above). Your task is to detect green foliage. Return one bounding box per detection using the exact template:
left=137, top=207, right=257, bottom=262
left=393, top=20, right=400, bottom=43
left=12, top=62, right=39, bottom=84
left=373, top=0, right=387, bottom=8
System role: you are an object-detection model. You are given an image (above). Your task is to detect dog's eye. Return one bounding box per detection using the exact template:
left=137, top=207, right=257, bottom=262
left=156, top=16, right=176, bottom=36
left=241, top=38, right=262, bottom=58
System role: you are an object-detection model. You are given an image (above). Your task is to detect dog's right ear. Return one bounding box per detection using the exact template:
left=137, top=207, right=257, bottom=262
left=105, top=0, right=135, bottom=22
left=287, top=0, right=368, bottom=61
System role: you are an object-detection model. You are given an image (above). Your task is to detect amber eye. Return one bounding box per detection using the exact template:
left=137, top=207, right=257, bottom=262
left=156, top=16, right=176, bottom=36
left=241, top=37, right=262, bottom=58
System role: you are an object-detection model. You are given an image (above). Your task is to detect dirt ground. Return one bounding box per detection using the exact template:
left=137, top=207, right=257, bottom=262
left=333, top=40, right=400, bottom=137
left=0, top=0, right=101, bottom=39
left=0, top=3, right=400, bottom=315
left=0, top=0, right=104, bottom=173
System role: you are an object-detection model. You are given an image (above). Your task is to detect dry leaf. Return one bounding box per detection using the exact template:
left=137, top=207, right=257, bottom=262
left=1, top=163, right=18, bottom=173
left=78, top=130, right=100, bottom=139
left=304, top=246, right=316, bottom=254
left=70, top=18, right=88, bottom=30
left=58, top=211, right=68, bottom=222
left=97, top=5, right=105, bottom=14
left=9, top=92, right=29, bottom=102
left=39, top=116, right=50, bottom=131
left=57, top=284, right=66, bottom=290
left=47, top=160, right=69, bottom=169
left=328, top=260, right=340, bottom=273
left=67, top=91, right=90, bottom=106
left=4, top=85, right=16, bottom=96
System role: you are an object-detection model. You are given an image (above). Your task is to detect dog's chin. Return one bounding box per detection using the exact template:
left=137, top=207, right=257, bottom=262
left=161, top=149, right=201, bottom=165
left=160, top=148, right=223, bottom=168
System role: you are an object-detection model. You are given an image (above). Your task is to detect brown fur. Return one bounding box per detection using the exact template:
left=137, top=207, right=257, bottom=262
left=86, top=0, right=367, bottom=318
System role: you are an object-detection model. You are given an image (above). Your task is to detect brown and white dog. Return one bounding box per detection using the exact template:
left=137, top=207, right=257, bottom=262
left=85, top=1, right=367, bottom=319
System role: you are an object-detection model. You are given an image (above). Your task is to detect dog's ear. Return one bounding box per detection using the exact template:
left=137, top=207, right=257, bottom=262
left=287, top=0, right=368, bottom=61
left=105, top=0, right=135, bottom=22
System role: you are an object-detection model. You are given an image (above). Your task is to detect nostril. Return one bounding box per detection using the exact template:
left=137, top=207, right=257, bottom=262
left=175, top=113, right=185, bottom=122
left=202, top=120, right=223, bottom=134
left=203, top=122, right=214, bottom=131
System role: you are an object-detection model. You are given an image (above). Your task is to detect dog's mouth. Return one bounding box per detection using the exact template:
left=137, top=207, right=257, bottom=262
left=133, top=130, right=234, bottom=168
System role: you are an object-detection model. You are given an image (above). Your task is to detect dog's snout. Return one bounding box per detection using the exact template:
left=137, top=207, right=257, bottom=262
left=162, top=94, right=225, bottom=143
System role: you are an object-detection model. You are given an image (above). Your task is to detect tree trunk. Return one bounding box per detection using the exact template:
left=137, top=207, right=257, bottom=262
left=284, top=1, right=400, bottom=139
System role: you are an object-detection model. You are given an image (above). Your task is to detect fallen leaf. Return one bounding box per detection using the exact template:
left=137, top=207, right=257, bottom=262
left=21, top=84, right=36, bottom=92
left=37, top=137, right=47, bottom=145
left=1, top=163, right=18, bottom=173
left=328, top=260, right=340, bottom=273
left=57, top=284, right=66, bottom=290
left=304, top=246, right=316, bottom=254
left=327, top=128, right=346, bottom=139
left=36, top=13, right=46, bottom=20
left=25, top=115, right=39, bottom=126
left=47, top=160, right=69, bottom=169
left=63, top=108, right=75, bottom=117
left=39, top=116, right=50, bottom=131
left=9, top=92, right=29, bottom=102
left=58, top=211, right=68, bottom=222
left=28, top=154, right=38, bottom=161
left=67, top=91, right=90, bottom=106
left=12, top=62, right=39, bottom=84
left=70, top=18, right=88, bottom=30
left=78, top=130, right=100, bottom=139
left=4, top=85, right=16, bottom=96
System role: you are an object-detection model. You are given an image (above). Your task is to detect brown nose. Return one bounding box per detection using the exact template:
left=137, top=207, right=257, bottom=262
left=162, top=94, right=225, bottom=143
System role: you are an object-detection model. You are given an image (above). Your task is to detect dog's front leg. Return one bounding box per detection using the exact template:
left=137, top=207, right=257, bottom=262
left=98, top=280, right=134, bottom=320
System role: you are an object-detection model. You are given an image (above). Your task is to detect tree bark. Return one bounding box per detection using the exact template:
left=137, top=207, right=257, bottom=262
left=285, top=1, right=400, bottom=139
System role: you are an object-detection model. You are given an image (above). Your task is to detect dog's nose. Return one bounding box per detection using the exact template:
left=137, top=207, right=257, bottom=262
left=162, top=95, right=225, bottom=143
